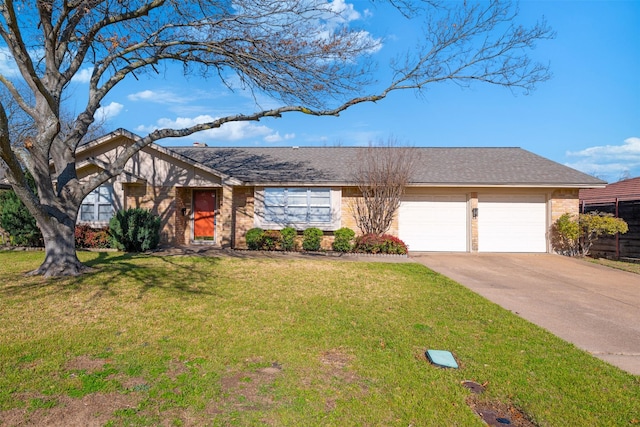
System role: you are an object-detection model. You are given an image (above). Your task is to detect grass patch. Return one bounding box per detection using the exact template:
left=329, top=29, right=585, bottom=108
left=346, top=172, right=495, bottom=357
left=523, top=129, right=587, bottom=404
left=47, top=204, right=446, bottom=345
left=587, top=256, right=640, bottom=274
left=0, top=250, right=638, bottom=426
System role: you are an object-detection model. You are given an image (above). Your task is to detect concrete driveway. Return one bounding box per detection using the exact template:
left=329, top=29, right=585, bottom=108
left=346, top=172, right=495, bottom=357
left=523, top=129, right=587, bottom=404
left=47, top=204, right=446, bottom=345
left=412, top=253, right=640, bottom=375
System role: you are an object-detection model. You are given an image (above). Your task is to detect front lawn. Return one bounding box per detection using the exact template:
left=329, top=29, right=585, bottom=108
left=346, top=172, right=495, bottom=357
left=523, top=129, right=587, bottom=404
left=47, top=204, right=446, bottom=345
left=0, top=251, right=638, bottom=426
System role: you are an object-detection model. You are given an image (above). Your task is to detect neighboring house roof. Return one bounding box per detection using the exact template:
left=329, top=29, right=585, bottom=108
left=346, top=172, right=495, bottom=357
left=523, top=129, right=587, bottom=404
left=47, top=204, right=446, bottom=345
left=169, top=146, right=605, bottom=187
left=580, top=177, right=640, bottom=204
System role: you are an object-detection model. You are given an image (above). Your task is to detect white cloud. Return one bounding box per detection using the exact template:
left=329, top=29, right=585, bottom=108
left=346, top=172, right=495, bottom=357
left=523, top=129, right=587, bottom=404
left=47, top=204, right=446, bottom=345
left=127, top=89, right=190, bottom=104
left=316, top=0, right=382, bottom=56
left=0, top=47, right=19, bottom=77
left=264, top=132, right=295, bottom=143
left=96, top=102, right=124, bottom=121
left=136, top=114, right=274, bottom=142
left=325, top=0, right=361, bottom=23
left=565, top=137, right=640, bottom=181
left=71, top=68, right=92, bottom=83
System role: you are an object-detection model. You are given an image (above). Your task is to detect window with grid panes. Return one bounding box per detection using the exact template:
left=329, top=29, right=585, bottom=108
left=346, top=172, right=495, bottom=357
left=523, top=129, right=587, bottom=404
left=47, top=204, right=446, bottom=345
left=80, top=185, right=114, bottom=222
left=264, top=188, right=331, bottom=225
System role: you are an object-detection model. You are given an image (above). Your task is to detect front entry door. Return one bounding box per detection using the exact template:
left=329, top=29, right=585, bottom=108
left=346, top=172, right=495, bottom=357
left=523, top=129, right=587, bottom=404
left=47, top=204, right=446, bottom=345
left=193, top=190, right=216, bottom=241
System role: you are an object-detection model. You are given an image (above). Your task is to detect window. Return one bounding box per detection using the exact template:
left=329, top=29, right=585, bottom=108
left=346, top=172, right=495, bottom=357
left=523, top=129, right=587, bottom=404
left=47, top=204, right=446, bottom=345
left=80, top=185, right=114, bottom=222
left=264, top=188, right=331, bottom=225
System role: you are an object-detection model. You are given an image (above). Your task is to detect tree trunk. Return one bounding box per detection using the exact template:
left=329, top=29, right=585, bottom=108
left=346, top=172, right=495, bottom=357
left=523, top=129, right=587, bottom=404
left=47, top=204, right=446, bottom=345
left=28, top=217, right=92, bottom=278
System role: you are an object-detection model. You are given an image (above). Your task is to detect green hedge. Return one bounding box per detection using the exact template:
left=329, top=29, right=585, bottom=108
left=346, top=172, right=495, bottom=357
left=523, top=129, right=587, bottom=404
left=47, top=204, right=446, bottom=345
left=109, top=208, right=161, bottom=252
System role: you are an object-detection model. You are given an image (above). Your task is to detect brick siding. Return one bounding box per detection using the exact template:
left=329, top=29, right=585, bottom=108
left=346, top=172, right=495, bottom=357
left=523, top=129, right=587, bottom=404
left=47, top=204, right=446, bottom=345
left=232, top=186, right=255, bottom=248
left=550, top=189, right=579, bottom=222
left=124, top=183, right=176, bottom=246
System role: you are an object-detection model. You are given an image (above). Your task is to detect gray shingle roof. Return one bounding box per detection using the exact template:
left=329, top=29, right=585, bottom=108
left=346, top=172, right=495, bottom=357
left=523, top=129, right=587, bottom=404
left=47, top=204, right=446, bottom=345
left=168, top=146, right=605, bottom=187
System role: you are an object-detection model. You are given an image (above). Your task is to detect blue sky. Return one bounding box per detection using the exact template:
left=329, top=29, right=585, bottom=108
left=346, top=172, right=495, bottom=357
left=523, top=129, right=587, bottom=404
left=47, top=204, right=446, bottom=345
left=47, top=1, right=640, bottom=183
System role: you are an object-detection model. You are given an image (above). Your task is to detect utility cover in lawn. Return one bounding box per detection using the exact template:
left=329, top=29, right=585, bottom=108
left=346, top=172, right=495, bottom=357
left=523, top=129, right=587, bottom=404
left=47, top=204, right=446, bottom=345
left=426, top=350, right=459, bottom=368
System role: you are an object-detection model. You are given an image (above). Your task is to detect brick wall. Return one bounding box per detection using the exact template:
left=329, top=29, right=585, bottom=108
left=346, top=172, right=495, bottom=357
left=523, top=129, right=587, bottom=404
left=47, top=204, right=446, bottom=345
left=124, top=183, right=176, bottom=246
left=174, top=187, right=191, bottom=246
left=219, top=184, right=233, bottom=248
left=470, top=192, right=479, bottom=252
left=232, top=186, right=255, bottom=248
left=550, top=189, right=579, bottom=222
left=340, top=187, right=399, bottom=236
left=340, top=187, right=360, bottom=232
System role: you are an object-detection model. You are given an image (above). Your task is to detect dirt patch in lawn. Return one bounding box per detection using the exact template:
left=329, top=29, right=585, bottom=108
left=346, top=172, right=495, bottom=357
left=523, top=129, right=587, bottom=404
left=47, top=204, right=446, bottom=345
left=63, top=355, right=109, bottom=373
left=467, top=396, right=538, bottom=427
left=316, top=348, right=368, bottom=412
left=214, top=362, right=284, bottom=413
left=319, top=348, right=361, bottom=386
left=165, top=358, right=190, bottom=380
left=0, top=393, right=142, bottom=427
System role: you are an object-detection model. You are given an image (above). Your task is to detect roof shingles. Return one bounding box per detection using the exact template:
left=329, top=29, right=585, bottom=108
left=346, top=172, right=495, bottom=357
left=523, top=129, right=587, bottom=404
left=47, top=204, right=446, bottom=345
left=580, top=177, right=640, bottom=203
left=170, top=146, right=604, bottom=187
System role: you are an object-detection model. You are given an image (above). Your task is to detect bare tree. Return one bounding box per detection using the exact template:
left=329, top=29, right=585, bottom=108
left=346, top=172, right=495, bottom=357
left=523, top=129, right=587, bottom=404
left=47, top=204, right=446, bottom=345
left=351, top=140, right=418, bottom=235
left=0, top=0, right=553, bottom=276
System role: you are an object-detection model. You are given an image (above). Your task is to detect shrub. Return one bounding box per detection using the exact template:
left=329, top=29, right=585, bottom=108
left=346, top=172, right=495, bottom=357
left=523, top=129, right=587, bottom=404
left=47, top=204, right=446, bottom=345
left=245, top=227, right=265, bottom=250
left=551, top=213, right=581, bottom=256
left=353, top=233, right=408, bottom=255
left=0, top=178, right=43, bottom=247
left=332, top=227, right=355, bottom=252
left=108, top=208, right=161, bottom=252
left=75, top=225, right=111, bottom=249
left=302, top=227, right=323, bottom=251
left=551, top=212, right=628, bottom=257
left=263, top=229, right=281, bottom=251
left=280, top=227, right=297, bottom=251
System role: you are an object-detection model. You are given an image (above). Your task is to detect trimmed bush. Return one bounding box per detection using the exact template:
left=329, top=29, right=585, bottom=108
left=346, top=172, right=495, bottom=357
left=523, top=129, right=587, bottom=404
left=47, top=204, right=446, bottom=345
left=109, top=208, right=161, bottom=252
left=332, top=227, right=355, bottom=252
left=551, top=212, right=628, bottom=257
left=75, top=225, right=111, bottom=249
left=302, top=227, right=323, bottom=251
left=263, top=229, right=281, bottom=251
left=245, top=227, right=265, bottom=250
left=280, top=227, right=297, bottom=251
left=353, top=234, right=408, bottom=255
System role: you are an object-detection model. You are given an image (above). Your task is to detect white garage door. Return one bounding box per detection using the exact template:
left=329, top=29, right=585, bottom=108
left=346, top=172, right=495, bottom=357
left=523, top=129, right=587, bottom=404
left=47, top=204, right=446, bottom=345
left=478, top=194, right=547, bottom=252
left=399, top=195, right=468, bottom=252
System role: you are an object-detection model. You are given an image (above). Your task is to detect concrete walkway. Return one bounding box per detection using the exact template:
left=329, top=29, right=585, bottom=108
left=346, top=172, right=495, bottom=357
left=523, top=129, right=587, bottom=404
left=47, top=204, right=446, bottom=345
left=411, top=253, right=640, bottom=376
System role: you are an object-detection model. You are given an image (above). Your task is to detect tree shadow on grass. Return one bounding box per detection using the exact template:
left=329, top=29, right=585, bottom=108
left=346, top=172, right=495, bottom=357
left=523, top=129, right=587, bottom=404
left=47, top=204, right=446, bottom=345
left=0, top=251, right=225, bottom=300
left=81, top=252, right=226, bottom=299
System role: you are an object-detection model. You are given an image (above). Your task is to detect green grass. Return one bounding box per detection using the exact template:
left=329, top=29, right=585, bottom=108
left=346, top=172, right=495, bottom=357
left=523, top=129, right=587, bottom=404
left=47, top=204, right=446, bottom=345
left=0, top=250, right=638, bottom=426
left=588, top=256, right=640, bottom=275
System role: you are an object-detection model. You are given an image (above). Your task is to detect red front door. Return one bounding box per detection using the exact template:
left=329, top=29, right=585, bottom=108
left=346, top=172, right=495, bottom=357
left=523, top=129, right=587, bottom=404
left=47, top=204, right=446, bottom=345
left=194, top=190, right=216, bottom=241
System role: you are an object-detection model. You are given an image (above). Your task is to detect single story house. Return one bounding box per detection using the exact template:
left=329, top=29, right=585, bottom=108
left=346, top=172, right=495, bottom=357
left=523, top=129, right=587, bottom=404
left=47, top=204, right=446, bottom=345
left=74, top=128, right=604, bottom=252
left=580, top=177, right=640, bottom=258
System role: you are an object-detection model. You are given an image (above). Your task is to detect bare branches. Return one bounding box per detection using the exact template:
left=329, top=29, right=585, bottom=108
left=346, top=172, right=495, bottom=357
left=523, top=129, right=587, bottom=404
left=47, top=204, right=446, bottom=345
left=0, top=0, right=555, bottom=275
left=350, top=140, right=419, bottom=235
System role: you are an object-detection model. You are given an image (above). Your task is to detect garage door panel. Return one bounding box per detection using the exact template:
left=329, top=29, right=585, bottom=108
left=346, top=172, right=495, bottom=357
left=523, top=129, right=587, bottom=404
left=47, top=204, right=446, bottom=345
left=478, top=194, right=547, bottom=252
left=399, top=195, right=468, bottom=252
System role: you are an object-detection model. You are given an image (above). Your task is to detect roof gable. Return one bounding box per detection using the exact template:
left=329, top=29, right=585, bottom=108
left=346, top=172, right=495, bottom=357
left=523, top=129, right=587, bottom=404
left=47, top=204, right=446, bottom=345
left=77, top=129, right=241, bottom=186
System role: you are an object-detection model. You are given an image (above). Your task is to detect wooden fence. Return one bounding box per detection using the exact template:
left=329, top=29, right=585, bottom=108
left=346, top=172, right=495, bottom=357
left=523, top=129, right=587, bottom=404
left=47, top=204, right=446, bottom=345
left=581, top=200, right=640, bottom=259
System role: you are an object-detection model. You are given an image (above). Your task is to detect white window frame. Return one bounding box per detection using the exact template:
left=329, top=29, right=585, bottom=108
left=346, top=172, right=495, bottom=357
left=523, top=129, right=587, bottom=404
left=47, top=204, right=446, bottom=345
left=256, top=187, right=340, bottom=230
left=79, top=185, right=115, bottom=224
